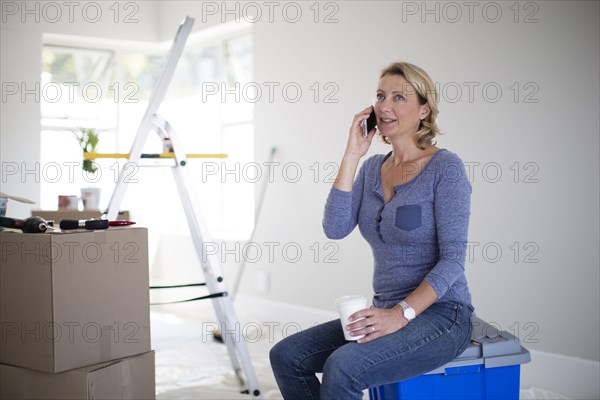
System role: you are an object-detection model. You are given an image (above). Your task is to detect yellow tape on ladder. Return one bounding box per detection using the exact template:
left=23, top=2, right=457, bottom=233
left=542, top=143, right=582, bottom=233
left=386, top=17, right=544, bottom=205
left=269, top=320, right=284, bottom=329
left=83, top=152, right=227, bottom=159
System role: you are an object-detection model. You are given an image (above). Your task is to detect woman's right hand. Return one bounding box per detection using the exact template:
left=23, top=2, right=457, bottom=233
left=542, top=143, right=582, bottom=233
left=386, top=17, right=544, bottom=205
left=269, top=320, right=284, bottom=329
left=344, top=106, right=377, bottom=159
left=333, top=106, right=377, bottom=191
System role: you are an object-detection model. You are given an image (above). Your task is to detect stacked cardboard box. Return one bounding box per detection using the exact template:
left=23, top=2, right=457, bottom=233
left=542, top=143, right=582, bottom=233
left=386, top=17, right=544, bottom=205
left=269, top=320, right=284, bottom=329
left=0, top=227, right=155, bottom=399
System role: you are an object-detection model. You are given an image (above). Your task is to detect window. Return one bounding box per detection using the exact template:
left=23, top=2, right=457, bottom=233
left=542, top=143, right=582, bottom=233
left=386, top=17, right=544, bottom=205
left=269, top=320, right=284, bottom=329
left=41, top=24, right=254, bottom=239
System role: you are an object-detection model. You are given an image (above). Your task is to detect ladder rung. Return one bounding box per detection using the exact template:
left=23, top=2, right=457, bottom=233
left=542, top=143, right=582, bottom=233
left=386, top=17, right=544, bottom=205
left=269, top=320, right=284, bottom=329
left=150, top=283, right=207, bottom=289
left=83, top=152, right=227, bottom=159
left=150, top=291, right=228, bottom=306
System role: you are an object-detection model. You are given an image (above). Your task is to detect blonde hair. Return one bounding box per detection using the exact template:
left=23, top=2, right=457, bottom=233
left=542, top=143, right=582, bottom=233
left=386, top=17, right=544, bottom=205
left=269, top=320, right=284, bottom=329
left=378, top=62, right=441, bottom=149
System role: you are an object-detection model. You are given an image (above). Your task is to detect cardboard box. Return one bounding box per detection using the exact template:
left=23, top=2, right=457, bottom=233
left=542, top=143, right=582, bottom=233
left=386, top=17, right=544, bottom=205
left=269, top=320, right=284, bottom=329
left=0, top=227, right=150, bottom=373
left=368, top=316, right=531, bottom=400
left=0, top=351, right=155, bottom=400
left=31, top=210, right=130, bottom=224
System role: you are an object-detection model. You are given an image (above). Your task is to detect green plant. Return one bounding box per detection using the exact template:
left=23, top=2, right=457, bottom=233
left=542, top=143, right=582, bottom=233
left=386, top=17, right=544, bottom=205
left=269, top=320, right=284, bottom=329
left=73, top=128, right=100, bottom=173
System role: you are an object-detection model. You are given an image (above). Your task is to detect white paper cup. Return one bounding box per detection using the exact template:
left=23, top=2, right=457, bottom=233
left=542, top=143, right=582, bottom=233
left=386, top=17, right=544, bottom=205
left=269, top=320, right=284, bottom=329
left=335, top=295, right=368, bottom=341
left=81, top=188, right=101, bottom=211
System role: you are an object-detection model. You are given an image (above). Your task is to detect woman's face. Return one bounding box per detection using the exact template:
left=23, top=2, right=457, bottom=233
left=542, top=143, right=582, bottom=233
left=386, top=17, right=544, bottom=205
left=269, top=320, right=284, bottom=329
left=374, top=74, right=430, bottom=140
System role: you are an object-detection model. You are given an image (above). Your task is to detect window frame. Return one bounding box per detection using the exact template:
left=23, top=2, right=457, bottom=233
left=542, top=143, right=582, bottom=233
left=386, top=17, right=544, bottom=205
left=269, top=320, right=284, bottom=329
left=40, top=22, right=254, bottom=240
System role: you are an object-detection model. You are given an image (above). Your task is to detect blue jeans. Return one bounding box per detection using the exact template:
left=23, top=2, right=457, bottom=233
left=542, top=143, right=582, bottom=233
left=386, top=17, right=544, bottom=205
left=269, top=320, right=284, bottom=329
left=269, top=301, right=473, bottom=400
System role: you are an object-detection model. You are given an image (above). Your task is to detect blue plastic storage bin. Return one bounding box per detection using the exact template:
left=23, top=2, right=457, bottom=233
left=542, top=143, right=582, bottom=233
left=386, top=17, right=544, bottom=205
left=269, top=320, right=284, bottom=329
left=369, top=316, right=531, bottom=400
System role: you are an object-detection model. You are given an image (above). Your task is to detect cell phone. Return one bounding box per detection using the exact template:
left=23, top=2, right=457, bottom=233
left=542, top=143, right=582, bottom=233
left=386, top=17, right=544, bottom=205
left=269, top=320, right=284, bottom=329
left=362, top=110, right=377, bottom=137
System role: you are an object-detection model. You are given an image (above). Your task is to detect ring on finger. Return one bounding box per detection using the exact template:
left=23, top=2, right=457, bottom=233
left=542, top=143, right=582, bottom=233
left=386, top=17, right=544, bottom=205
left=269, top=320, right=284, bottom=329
left=371, top=326, right=375, bottom=333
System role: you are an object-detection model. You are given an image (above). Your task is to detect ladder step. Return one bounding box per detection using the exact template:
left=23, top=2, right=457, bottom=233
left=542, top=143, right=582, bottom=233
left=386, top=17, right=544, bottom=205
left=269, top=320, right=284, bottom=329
left=150, top=291, right=228, bottom=306
left=83, top=152, right=227, bottom=159
left=150, top=283, right=207, bottom=289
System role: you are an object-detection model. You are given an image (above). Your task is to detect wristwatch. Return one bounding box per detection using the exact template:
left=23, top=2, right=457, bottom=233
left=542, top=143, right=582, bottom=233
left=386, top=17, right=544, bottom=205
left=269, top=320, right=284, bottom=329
left=399, top=300, right=416, bottom=322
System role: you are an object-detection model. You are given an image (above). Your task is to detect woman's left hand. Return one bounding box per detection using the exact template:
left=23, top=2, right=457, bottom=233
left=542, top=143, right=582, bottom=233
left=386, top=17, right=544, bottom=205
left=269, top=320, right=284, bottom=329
left=346, top=307, right=408, bottom=344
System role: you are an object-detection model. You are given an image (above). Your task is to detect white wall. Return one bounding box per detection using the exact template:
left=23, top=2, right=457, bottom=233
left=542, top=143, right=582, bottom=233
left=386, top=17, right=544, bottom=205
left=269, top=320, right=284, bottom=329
left=1, top=26, right=41, bottom=214
left=1, top=1, right=598, bottom=397
left=240, top=0, right=598, bottom=364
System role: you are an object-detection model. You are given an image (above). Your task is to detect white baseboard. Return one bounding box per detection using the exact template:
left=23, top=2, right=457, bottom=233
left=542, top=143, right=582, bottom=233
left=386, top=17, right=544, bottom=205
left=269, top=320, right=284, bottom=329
left=235, top=295, right=600, bottom=400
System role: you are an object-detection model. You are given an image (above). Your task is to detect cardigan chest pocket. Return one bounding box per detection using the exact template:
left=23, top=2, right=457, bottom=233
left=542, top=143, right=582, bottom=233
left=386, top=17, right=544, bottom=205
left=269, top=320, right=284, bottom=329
left=395, top=205, right=422, bottom=231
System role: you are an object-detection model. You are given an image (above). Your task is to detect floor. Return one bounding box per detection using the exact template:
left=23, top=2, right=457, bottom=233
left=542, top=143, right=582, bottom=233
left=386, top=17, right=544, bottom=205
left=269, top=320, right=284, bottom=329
left=151, top=308, right=570, bottom=400
left=152, top=309, right=282, bottom=399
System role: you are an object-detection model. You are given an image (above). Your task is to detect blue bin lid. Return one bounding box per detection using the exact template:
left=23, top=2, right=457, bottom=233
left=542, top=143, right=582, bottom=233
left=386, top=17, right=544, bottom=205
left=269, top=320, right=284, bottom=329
left=427, top=316, right=531, bottom=374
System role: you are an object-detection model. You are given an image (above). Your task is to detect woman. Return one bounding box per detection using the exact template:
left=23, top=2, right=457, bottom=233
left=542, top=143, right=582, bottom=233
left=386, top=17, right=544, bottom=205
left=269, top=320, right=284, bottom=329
left=270, top=62, right=474, bottom=399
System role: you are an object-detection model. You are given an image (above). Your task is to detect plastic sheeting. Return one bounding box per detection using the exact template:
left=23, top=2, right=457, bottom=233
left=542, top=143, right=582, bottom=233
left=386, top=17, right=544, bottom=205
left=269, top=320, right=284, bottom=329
left=152, top=311, right=569, bottom=400
left=152, top=311, right=281, bottom=399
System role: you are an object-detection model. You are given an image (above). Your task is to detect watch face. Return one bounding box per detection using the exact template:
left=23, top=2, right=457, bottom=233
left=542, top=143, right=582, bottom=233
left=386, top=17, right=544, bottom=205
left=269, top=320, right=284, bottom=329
left=405, top=308, right=416, bottom=320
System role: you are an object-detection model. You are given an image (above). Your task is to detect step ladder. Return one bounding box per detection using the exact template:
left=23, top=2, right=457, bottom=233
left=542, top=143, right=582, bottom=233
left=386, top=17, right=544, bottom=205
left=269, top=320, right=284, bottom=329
left=104, top=16, right=261, bottom=399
